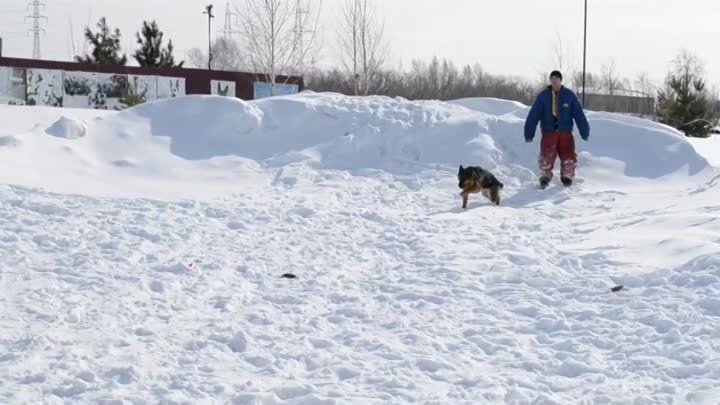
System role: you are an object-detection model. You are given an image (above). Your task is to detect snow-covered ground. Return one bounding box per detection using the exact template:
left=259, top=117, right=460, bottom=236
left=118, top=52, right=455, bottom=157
left=1, top=92, right=719, bottom=405
left=689, top=134, right=720, bottom=167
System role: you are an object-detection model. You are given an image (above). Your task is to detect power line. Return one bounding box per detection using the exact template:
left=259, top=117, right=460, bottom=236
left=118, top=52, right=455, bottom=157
left=25, top=0, right=47, bottom=59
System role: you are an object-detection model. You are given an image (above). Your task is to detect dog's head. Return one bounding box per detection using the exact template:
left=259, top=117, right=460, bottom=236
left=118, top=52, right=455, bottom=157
left=458, top=165, right=480, bottom=189
left=457, top=165, right=466, bottom=188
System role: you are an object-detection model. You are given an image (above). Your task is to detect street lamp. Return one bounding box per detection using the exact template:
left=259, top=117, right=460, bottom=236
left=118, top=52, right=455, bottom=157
left=204, top=4, right=214, bottom=70
left=582, top=0, right=587, bottom=106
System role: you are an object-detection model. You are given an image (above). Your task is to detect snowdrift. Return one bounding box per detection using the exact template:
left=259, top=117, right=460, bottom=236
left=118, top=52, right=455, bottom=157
left=0, top=92, right=714, bottom=198
left=446, top=96, right=527, bottom=116
left=45, top=116, right=87, bottom=139
left=122, top=92, right=709, bottom=178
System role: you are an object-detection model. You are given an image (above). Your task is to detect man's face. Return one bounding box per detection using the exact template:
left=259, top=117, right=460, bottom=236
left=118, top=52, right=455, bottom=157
left=550, top=76, right=562, bottom=90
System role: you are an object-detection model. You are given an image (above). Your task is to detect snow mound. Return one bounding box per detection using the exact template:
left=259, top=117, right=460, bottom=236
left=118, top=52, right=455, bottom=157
left=689, top=135, right=720, bottom=167
left=580, top=117, right=706, bottom=178
left=0, top=92, right=714, bottom=199
left=447, top=96, right=527, bottom=116
left=119, top=93, right=709, bottom=181
left=120, top=95, right=264, bottom=160
left=255, top=94, right=709, bottom=183
left=45, top=116, right=87, bottom=139
left=0, top=135, right=21, bottom=147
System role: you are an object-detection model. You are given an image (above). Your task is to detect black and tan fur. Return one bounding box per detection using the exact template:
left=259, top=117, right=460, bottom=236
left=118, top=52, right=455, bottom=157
left=458, top=165, right=504, bottom=208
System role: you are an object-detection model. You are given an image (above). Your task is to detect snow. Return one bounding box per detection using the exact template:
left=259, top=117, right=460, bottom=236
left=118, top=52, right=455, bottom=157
left=689, top=135, right=720, bottom=167
left=1, top=93, right=720, bottom=405
left=45, top=116, right=88, bottom=139
left=447, top=97, right=527, bottom=116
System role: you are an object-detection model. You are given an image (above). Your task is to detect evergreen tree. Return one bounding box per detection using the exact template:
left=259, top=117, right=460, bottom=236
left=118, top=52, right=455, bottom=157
left=133, top=20, right=183, bottom=68
left=656, top=49, right=715, bottom=137
left=119, top=77, right=148, bottom=108
left=75, top=17, right=127, bottom=65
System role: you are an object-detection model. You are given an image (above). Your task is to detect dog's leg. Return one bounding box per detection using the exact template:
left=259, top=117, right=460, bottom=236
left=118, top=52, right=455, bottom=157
left=481, top=189, right=491, bottom=203
left=480, top=188, right=500, bottom=206
left=490, top=188, right=500, bottom=205
left=461, top=192, right=468, bottom=209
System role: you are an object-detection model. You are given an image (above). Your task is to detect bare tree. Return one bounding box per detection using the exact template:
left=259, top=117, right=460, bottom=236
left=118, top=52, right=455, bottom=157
left=236, top=0, right=322, bottom=95
left=709, top=84, right=720, bottom=120
left=599, top=60, right=622, bottom=111
left=186, top=37, right=246, bottom=71
left=551, top=32, right=567, bottom=73
left=336, top=0, right=389, bottom=95
left=570, top=70, right=598, bottom=92
left=539, top=32, right=578, bottom=89
left=634, top=72, right=655, bottom=97
left=601, top=60, right=621, bottom=95
left=186, top=48, right=206, bottom=69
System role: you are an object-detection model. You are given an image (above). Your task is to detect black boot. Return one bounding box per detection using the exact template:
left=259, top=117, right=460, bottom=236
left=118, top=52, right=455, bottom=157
left=561, top=176, right=573, bottom=186
left=539, top=176, right=550, bottom=189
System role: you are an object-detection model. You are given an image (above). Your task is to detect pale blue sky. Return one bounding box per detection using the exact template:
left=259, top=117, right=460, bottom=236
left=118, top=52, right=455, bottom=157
left=1, top=0, right=719, bottom=87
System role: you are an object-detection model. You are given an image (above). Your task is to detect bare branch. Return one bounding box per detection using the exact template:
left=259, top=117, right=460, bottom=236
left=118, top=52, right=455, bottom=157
left=236, top=0, right=322, bottom=94
left=335, top=0, right=389, bottom=95
left=601, top=60, right=621, bottom=95
left=185, top=37, right=246, bottom=71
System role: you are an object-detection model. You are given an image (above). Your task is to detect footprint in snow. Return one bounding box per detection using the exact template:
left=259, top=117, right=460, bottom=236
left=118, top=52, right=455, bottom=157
left=149, top=280, right=165, bottom=293
left=51, top=379, right=91, bottom=398
left=205, top=207, right=231, bottom=219
left=227, top=221, right=246, bottom=230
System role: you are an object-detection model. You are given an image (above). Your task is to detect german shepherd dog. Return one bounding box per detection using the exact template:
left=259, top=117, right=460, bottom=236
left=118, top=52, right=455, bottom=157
left=458, top=165, right=504, bottom=208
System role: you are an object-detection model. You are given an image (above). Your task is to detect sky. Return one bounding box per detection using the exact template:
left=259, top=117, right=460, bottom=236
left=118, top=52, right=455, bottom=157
left=1, top=0, right=719, bottom=88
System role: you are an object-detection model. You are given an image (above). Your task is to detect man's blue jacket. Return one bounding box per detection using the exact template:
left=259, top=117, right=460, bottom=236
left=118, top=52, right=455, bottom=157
left=524, top=86, right=590, bottom=141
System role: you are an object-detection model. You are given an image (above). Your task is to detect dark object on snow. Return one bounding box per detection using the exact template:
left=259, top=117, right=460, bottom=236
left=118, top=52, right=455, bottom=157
left=457, top=165, right=504, bottom=208
left=539, top=176, right=550, bottom=189
left=610, top=285, right=624, bottom=292
left=281, top=273, right=297, bottom=279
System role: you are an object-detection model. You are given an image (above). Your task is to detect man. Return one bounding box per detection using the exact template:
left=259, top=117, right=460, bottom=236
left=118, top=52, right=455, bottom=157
left=524, top=70, right=590, bottom=188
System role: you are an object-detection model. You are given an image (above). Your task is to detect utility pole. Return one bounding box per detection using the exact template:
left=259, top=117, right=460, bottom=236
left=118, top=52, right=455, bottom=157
left=582, top=0, right=587, bottom=106
left=204, top=4, right=214, bottom=70
left=26, top=0, right=48, bottom=59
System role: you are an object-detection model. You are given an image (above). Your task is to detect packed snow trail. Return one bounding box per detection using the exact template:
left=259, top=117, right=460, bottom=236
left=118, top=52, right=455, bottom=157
left=1, top=93, right=719, bottom=405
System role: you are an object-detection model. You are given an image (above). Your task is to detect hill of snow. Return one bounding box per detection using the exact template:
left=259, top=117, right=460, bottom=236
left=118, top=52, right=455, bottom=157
left=0, top=92, right=710, bottom=198
left=1, top=93, right=719, bottom=405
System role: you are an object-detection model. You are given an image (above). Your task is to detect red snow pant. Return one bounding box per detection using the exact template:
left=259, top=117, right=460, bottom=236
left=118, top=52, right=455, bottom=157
left=539, top=131, right=577, bottom=180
